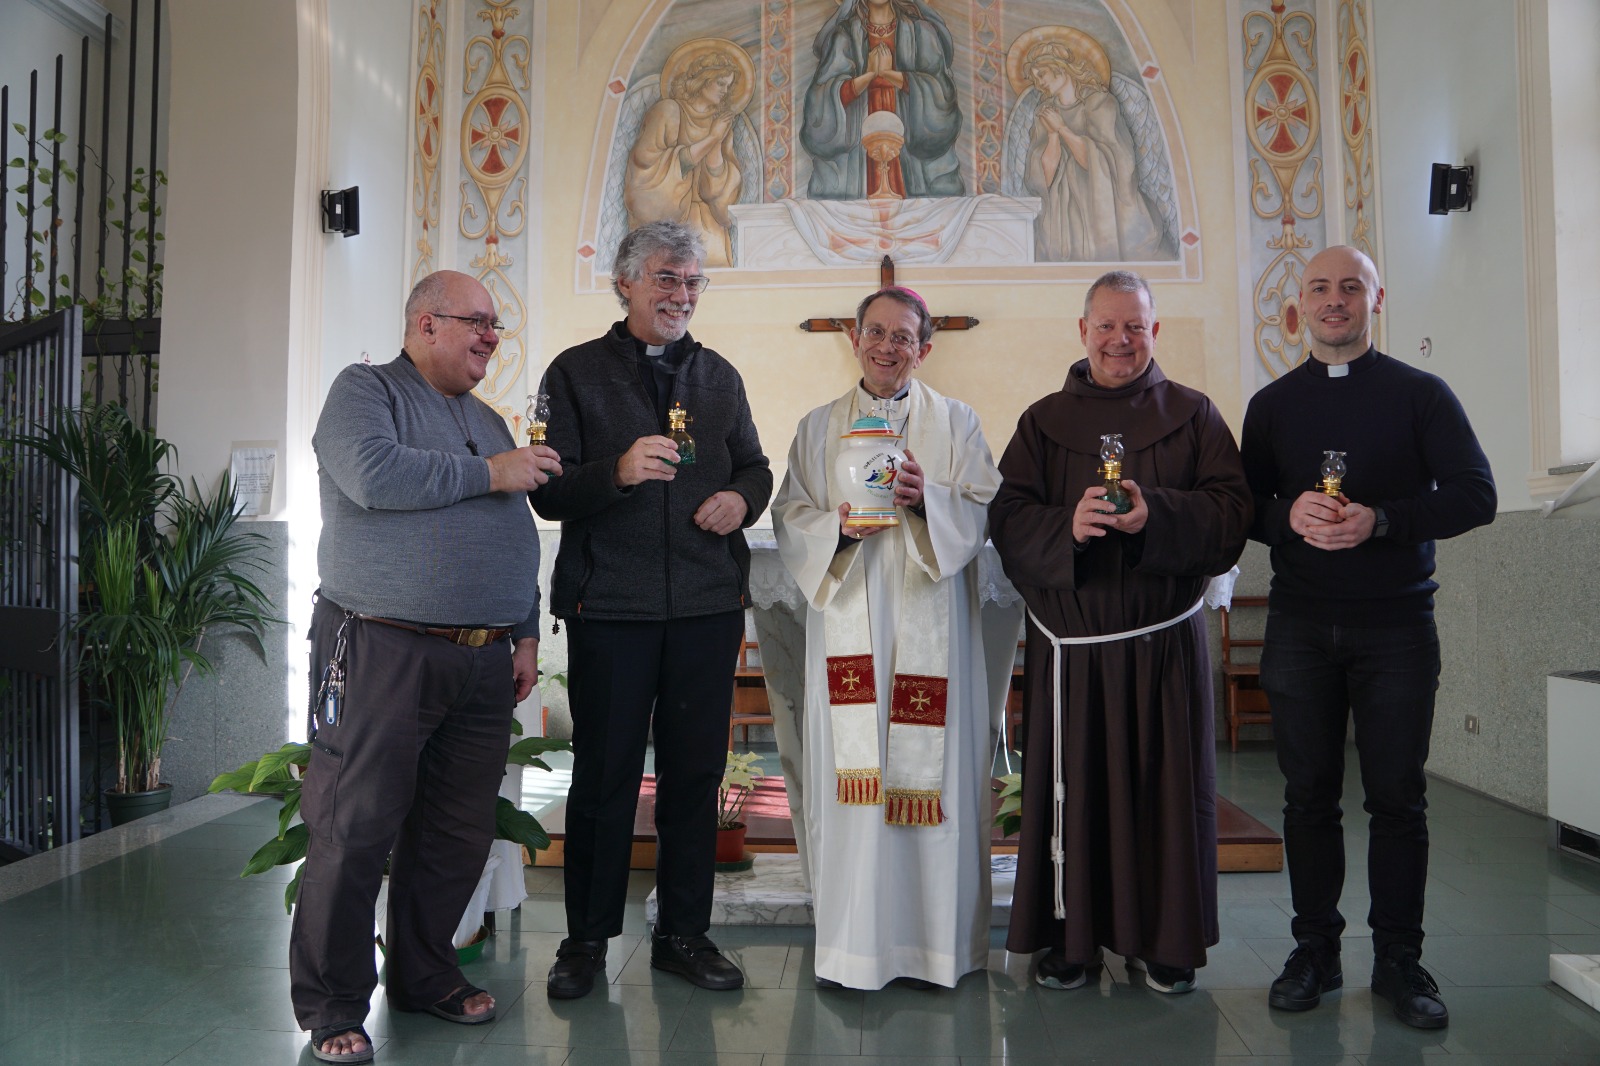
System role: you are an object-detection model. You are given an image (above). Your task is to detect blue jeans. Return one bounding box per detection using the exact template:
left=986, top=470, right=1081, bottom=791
left=1260, top=612, right=1440, bottom=955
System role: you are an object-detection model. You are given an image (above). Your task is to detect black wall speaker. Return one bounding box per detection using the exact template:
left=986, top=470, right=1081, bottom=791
left=1429, top=164, right=1473, bottom=215
left=321, top=187, right=361, bottom=237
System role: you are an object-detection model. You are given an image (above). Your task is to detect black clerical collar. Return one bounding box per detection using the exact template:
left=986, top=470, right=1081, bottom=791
left=617, top=328, right=692, bottom=376
left=1304, top=346, right=1378, bottom=377
left=859, top=382, right=912, bottom=401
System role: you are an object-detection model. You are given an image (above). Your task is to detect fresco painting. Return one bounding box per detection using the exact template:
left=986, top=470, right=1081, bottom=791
left=586, top=0, right=1193, bottom=279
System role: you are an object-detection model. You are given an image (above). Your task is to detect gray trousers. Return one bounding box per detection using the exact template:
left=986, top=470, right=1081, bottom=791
left=289, top=594, right=514, bottom=1030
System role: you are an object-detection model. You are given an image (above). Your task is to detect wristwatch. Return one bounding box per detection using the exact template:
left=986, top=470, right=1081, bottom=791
left=1372, top=506, right=1390, bottom=539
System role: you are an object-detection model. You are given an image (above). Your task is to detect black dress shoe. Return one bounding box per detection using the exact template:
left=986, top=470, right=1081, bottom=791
left=1268, top=941, right=1342, bottom=1011
left=546, top=938, right=606, bottom=1000
left=1372, top=945, right=1449, bottom=1029
left=650, top=927, right=745, bottom=990
left=894, top=977, right=939, bottom=990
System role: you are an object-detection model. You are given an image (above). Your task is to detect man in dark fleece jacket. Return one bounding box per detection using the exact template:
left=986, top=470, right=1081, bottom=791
left=535, top=221, right=772, bottom=1000
left=1241, top=245, right=1495, bottom=1031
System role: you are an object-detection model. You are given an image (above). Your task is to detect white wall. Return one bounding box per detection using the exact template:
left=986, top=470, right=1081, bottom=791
left=160, top=0, right=299, bottom=488
left=1371, top=0, right=1534, bottom=510
left=319, top=0, right=411, bottom=397
left=1548, top=0, right=1600, bottom=465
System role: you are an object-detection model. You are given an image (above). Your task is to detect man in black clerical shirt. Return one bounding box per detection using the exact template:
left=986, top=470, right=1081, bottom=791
left=532, top=221, right=772, bottom=999
left=1241, top=245, right=1496, bottom=1030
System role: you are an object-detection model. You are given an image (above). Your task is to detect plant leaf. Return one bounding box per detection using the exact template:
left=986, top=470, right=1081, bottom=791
left=494, top=796, right=551, bottom=852
left=284, top=864, right=305, bottom=915
left=251, top=742, right=310, bottom=792
left=506, top=736, right=571, bottom=767
left=209, top=760, right=259, bottom=793
left=276, top=786, right=302, bottom=838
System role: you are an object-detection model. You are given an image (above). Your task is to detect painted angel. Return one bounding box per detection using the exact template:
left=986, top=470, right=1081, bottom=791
left=599, top=38, right=763, bottom=270
left=1003, top=26, right=1179, bottom=263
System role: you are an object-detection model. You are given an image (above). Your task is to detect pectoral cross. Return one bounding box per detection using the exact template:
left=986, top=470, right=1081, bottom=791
left=798, top=255, right=980, bottom=335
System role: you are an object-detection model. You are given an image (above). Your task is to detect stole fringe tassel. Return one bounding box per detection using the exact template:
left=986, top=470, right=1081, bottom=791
left=836, top=770, right=882, bottom=805
left=883, top=789, right=945, bottom=826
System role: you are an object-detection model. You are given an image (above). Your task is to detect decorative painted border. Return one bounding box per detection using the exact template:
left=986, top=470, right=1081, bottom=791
left=971, top=0, right=1004, bottom=196
left=457, top=0, right=531, bottom=415
left=410, top=0, right=445, bottom=290
left=1335, top=0, right=1382, bottom=347
left=405, top=0, right=543, bottom=421
left=761, top=0, right=794, bottom=202
left=1230, top=0, right=1329, bottom=393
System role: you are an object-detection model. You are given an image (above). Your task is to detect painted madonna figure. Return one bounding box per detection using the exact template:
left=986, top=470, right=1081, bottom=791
left=802, top=0, right=965, bottom=200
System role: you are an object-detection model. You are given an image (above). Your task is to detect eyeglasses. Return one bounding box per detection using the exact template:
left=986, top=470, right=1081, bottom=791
left=859, top=325, right=918, bottom=352
left=646, top=272, right=711, bottom=295
left=431, top=312, right=505, bottom=336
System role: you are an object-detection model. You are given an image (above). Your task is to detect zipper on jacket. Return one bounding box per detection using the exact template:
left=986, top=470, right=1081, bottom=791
left=662, top=403, right=675, bottom=618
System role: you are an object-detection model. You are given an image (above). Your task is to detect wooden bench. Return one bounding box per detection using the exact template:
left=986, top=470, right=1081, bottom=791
left=728, top=639, right=772, bottom=748
left=1220, top=595, right=1272, bottom=751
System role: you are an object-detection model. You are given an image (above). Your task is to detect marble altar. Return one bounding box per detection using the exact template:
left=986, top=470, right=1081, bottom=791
left=644, top=854, right=1018, bottom=929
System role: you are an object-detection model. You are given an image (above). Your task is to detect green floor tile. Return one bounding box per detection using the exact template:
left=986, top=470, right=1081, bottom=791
left=859, top=979, right=1053, bottom=1058
left=1032, top=982, right=1251, bottom=1059
left=668, top=987, right=865, bottom=1057
left=0, top=1018, right=210, bottom=1066
left=1437, top=986, right=1600, bottom=1056
left=481, top=979, right=693, bottom=1050
left=4, top=745, right=1600, bottom=1063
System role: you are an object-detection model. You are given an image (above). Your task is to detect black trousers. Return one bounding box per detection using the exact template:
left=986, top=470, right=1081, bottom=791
left=289, top=595, right=514, bottom=1030
left=1260, top=612, right=1441, bottom=955
left=562, top=611, right=742, bottom=940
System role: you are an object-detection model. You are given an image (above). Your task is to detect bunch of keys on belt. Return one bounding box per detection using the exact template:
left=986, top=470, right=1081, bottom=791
left=321, top=616, right=351, bottom=726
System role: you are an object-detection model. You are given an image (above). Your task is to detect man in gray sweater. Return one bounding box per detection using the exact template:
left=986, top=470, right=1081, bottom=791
left=293, top=270, right=562, bottom=1064
left=537, top=221, right=772, bottom=999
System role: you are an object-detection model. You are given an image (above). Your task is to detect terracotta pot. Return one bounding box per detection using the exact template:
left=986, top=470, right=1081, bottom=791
left=715, top=823, right=747, bottom=863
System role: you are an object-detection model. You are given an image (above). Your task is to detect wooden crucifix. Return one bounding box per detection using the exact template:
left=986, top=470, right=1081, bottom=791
left=798, top=255, right=980, bottom=335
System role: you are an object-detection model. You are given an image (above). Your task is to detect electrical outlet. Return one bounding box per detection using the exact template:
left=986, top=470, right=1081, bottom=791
left=1465, top=715, right=1479, bottom=735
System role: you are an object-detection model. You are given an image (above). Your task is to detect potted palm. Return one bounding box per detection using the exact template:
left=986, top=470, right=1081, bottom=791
left=716, top=750, right=764, bottom=865
left=11, top=404, right=278, bottom=823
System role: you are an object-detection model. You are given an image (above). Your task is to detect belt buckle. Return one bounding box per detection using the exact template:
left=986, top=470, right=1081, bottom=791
left=462, top=628, right=490, bottom=648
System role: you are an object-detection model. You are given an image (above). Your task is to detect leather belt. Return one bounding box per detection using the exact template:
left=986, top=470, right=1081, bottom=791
left=358, top=614, right=513, bottom=648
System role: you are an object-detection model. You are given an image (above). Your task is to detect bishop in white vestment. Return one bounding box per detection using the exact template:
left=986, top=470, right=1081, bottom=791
left=773, top=287, right=1002, bottom=989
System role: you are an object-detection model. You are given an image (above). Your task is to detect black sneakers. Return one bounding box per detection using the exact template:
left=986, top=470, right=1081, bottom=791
left=1371, top=945, right=1449, bottom=1029
left=546, top=938, right=607, bottom=1000
left=1035, top=947, right=1104, bottom=990
left=650, top=927, right=745, bottom=990
left=1127, top=956, right=1197, bottom=994
left=1268, top=941, right=1343, bottom=1011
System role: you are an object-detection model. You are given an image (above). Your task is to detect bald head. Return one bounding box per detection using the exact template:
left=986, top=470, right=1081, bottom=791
left=405, top=270, right=482, bottom=337
left=1300, top=245, right=1384, bottom=364
left=403, top=270, right=500, bottom=396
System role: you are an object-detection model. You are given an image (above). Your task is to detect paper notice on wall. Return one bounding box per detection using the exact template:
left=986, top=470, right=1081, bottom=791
left=230, top=447, right=277, bottom=517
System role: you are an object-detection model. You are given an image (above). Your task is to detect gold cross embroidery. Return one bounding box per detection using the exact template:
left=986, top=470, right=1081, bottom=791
left=910, top=689, right=932, bottom=711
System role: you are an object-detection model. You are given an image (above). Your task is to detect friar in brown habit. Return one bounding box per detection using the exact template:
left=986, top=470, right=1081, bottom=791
left=991, top=270, right=1251, bottom=995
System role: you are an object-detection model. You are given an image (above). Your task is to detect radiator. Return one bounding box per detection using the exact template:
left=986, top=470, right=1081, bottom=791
left=1549, top=671, right=1600, bottom=862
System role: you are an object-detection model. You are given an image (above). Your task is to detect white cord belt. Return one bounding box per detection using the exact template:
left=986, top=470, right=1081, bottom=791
left=1025, top=595, right=1205, bottom=920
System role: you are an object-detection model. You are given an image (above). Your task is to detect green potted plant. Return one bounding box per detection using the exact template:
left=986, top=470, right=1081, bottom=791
left=992, top=770, right=1023, bottom=838
left=716, top=750, right=764, bottom=864
left=210, top=728, right=573, bottom=922
left=9, top=404, right=278, bottom=823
